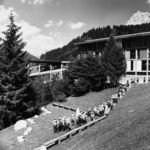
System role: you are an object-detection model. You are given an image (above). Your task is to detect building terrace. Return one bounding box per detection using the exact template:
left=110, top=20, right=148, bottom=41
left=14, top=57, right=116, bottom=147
left=28, top=60, right=70, bottom=82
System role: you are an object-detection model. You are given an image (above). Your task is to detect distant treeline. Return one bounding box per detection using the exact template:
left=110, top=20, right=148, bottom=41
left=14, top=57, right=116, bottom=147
left=40, top=23, right=150, bottom=61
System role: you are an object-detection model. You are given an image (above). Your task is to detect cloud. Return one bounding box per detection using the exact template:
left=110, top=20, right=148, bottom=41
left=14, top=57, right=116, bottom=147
left=127, top=11, right=150, bottom=25
left=20, top=0, right=48, bottom=5
left=146, top=0, right=150, bottom=4
left=25, top=31, right=70, bottom=57
left=25, top=34, right=53, bottom=56
left=68, top=22, right=85, bottom=30
left=0, top=6, right=15, bottom=24
left=0, top=6, right=18, bottom=38
left=45, top=20, right=64, bottom=28
left=44, top=20, right=54, bottom=28
left=22, top=21, right=68, bottom=57
left=17, top=20, right=41, bottom=39
left=56, top=20, right=64, bottom=27
left=0, top=5, right=70, bottom=57
left=20, top=0, right=62, bottom=6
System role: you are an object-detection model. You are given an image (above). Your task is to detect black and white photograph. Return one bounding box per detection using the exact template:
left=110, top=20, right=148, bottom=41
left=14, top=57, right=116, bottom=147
left=0, top=0, right=150, bottom=150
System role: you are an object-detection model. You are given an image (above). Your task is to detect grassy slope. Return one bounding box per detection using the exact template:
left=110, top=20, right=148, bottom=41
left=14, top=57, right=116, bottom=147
left=58, top=87, right=118, bottom=111
left=0, top=105, right=73, bottom=150
left=0, top=88, right=117, bottom=150
left=50, top=84, right=150, bottom=150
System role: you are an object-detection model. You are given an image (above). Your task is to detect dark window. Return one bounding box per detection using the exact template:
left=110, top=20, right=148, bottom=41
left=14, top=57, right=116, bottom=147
left=137, top=50, right=140, bottom=59
left=142, top=60, right=147, bottom=71
left=131, top=61, right=133, bottom=71
left=126, top=72, right=135, bottom=75
left=95, top=52, right=99, bottom=56
left=130, top=50, right=136, bottom=59
left=149, top=51, right=150, bottom=59
left=137, top=72, right=146, bottom=75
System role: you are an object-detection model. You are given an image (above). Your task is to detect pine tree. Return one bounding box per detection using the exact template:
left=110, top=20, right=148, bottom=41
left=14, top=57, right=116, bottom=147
left=67, top=54, right=106, bottom=93
left=0, top=13, right=37, bottom=129
left=102, top=34, right=126, bottom=85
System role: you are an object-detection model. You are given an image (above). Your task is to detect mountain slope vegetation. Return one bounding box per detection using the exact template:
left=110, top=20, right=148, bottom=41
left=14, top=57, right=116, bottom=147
left=41, top=23, right=150, bottom=61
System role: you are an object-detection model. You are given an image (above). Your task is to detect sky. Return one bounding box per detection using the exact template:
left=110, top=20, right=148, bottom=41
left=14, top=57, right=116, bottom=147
left=0, top=0, right=150, bottom=57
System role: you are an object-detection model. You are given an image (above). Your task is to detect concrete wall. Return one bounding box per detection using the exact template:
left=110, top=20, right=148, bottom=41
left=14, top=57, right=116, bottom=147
left=125, top=51, right=130, bottom=59
left=140, top=50, right=147, bottom=59
left=136, top=60, right=142, bottom=71
left=126, top=60, right=131, bottom=71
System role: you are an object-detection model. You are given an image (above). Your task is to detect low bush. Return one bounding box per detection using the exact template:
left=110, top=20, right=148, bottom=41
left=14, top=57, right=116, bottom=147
left=24, top=106, right=41, bottom=118
left=71, top=78, right=90, bottom=96
left=32, top=77, right=54, bottom=107
left=55, top=93, right=67, bottom=102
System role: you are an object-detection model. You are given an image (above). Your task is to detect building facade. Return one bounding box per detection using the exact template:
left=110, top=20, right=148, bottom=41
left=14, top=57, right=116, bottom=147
left=28, top=60, right=70, bottom=82
left=75, top=31, right=150, bottom=83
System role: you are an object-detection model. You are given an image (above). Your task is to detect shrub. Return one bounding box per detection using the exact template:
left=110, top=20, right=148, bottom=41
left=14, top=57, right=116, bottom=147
left=32, top=77, right=54, bottom=107
left=72, top=78, right=90, bottom=96
left=51, top=76, right=72, bottom=97
left=24, top=106, right=41, bottom=118
left=56, top=93, right=67, bottom=102
left=66, top=54, right=107, bottom=93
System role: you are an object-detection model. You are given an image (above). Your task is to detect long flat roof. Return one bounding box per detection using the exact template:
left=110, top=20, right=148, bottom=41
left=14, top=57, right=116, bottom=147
left=29, top=60, right=70, bottom=64
left=75, top=31, right=150, bottom=45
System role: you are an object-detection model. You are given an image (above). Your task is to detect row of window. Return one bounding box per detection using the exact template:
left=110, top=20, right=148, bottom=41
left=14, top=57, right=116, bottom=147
left=127, top=72, right=150, bottom=75
left=78, top=52, right=101, bottom=58
left=130, top=60, right=150, bottom=71
left=129, top=49, right=150, bottom=59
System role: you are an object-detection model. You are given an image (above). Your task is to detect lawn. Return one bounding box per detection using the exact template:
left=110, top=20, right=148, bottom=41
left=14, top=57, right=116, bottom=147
left=49, top=83, right=150, bottom=150
left=0, top=87, right=117, bottom=150
left=0, top=105, right=74, bottom=150
left=57, top=87, right=118, bottom=111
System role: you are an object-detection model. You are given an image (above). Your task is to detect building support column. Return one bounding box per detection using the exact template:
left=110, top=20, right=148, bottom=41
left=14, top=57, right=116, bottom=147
left=38, top=64, right=41, bottom=73
left=135, top=49, right=138, bottom=80
left=146, top=48, right=149, bottom=83
left=38, top=64, right=41, bottom=78
left=49, top=65, right=52, bottom=81
left=60, top=63, right=63, bottom=79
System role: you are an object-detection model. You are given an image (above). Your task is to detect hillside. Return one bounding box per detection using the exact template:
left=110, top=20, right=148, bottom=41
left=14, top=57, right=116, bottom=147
left=0, top=88, right=117, bottom=150
left=25, top=52, right=39, bottom=61
left=40, top=23, right=150, bottom=61
left=50, top=83, right=150, bottom=150
left=1, top=83, right=150, bottom=150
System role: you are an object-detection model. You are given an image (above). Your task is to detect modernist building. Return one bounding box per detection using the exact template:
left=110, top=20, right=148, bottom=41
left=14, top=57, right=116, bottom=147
left=75, top=31, right=150, bottom=83
left=28, top=60, right=70, bottom=82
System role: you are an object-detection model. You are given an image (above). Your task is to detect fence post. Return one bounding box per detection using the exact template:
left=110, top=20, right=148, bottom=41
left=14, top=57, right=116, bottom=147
left=58, top=139, right=61, bottom=144
left=40, top=145, right=47, bottom=150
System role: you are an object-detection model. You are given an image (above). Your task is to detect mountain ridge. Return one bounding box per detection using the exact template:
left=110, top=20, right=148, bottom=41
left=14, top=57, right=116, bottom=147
left=41, top=16, right=150, bottom=61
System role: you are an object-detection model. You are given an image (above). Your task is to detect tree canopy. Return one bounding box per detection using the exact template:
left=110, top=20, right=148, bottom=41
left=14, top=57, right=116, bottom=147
left=102, top=34, right=126, bottom=84
left=0, top=13, right=37, bottom=129
left=66, top=54, right=107, bottom=94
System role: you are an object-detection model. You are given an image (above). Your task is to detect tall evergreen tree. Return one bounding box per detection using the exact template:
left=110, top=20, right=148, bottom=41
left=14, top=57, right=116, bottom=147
left=67, top=54, right=106, bottom=93
left=102, top=34, right=126, bottom=85
left=0, top=13, right=37, bottom=129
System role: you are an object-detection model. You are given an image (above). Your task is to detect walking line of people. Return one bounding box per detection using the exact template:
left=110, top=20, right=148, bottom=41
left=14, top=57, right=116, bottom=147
left=52, top=80, right=133, bottom=133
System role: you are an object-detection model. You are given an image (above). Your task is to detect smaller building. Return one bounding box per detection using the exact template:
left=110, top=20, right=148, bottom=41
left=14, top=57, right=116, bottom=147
left=28, top=60, right=70, bottom=82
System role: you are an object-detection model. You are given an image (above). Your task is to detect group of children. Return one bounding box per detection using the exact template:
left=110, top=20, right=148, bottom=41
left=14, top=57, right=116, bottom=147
left=52, top=80, right=132, bottom=133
